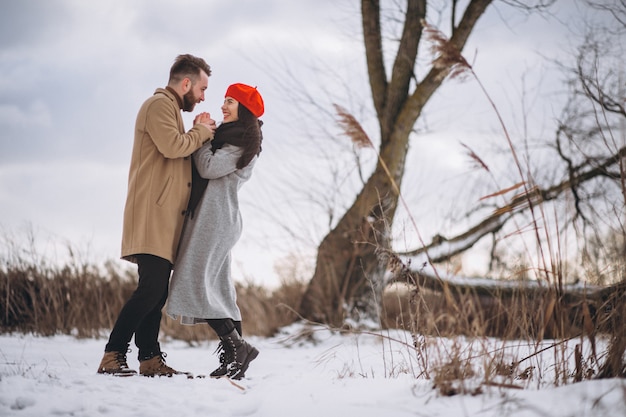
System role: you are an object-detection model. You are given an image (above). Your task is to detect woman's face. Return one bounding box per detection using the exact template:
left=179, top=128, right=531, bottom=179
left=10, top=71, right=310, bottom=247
left=221, top=97, right=239, bottom=123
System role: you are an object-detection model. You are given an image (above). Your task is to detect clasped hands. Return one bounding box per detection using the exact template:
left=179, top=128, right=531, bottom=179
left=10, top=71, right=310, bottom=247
left=194, top=112, right=217, bottom=135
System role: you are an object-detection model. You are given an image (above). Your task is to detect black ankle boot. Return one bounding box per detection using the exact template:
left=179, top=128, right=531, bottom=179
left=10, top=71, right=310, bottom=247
left=209, top=342, right=232, bottom=378
left=220, top=329, right=259, bottom=380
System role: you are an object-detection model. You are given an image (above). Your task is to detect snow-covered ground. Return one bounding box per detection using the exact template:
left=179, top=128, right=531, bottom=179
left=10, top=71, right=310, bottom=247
left=1, top=324, right=624, bottom=417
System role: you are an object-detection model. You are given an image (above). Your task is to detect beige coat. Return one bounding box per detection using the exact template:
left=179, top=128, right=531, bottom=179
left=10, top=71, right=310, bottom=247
left=121, top=88, right=212, bottom=264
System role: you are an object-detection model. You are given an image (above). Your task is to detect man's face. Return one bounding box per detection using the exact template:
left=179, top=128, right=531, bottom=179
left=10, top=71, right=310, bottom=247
left=182, top=71, right=209, bottom=112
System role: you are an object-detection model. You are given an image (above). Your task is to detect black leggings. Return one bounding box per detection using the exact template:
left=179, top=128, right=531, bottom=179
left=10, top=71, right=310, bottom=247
left=206, top=318, right=242, bottom=337
left=105, top=254, right=172, bottom=360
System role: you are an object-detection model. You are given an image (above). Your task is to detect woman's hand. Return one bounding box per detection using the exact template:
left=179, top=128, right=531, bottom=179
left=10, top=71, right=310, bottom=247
left=194, top=112, right=217, bottom=135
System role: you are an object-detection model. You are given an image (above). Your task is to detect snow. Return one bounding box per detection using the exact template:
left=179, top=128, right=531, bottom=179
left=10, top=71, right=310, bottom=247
left=400, top=252, right=597, bottom=292
left=1, top=323, right=624, bottom=417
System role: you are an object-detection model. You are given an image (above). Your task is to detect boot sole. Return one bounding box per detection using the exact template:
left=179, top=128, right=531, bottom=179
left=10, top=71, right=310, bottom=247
left=140, top=371, right=191, bottom=378
left=97, top=370, right=137, bottom=377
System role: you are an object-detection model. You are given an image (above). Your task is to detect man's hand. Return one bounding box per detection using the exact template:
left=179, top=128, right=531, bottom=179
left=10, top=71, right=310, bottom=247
left=194, top=112, right=217, bottom=136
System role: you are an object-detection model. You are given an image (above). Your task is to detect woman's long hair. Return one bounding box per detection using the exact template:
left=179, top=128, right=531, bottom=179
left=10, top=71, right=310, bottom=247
left=187, top=105, right=264, bottom=218
left=234, top=104, right=263, bottom=169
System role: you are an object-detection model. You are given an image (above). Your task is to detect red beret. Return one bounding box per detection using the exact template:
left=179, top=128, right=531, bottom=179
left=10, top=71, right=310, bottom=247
left=225, top=83, right=264, bottom=117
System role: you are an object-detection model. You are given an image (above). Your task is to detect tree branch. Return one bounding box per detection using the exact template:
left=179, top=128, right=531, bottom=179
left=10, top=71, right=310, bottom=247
left=361, top=0, right=387, bottom=120
left=400, top=146, right=626, bottom=262
left=397, top=0, right=493, bottom=140
left=381, top=0, right=425, bottom=142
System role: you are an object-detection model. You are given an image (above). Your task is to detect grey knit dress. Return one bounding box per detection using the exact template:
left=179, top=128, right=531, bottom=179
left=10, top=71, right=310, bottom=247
left=167, top=143, right=255, bottom=324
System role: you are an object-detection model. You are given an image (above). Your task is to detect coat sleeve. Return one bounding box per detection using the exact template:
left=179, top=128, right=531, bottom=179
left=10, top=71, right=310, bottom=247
left=193, top=144, right=243, bottom=179
left=144, top=97, right=212, bottom=159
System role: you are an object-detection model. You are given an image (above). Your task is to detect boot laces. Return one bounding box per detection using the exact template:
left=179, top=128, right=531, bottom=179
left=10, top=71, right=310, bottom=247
left=224, top=335, right=240, bottom=361
left=114, top=348, right=132, bottom=369
left=214, top=342, right=234, bottom=364
left=155, top=352, right=179, bottom=373
left=156, top=352, right=168, bottom=366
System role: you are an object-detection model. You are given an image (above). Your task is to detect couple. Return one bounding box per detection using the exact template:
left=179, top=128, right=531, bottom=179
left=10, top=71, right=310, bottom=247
left=97, top=54, right=262, bottom=380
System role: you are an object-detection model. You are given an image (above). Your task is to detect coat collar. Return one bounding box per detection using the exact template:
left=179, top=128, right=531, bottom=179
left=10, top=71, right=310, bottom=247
left=158, top=86, right=183, bottom=110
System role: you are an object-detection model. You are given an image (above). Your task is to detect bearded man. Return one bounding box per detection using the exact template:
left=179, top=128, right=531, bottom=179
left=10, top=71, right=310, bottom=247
left=97, top=54, right=216, bottom=377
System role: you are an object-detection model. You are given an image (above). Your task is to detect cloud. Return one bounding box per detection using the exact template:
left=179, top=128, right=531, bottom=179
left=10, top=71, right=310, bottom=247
left=0, top=100, right=52, bottom=126
left=0, top=0, right=604, bottom=288
left=0, top=100, right=55, bottom=163
left=0, top=159, right=128, bottom=261
left=0, top=0, right=70, bottom=49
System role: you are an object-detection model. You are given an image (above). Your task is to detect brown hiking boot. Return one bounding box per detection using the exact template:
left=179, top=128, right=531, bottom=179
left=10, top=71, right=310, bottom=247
left=139, top=352, right=184, bottom=377
left=97, top=351, right=137, bottom=376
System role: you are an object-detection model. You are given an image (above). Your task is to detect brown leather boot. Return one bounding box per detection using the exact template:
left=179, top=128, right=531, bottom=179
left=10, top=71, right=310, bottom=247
left=97, top=351, right=137, bottom=376
left=139, top=352, right=183, bottom=377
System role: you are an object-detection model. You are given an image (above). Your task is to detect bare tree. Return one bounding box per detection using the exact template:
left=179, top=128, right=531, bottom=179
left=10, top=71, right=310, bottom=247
left=403, top=1, right=626, bottom=273
left=297, top=0, right=557, bottom=325
left=401, top=0, right=626, bottom=377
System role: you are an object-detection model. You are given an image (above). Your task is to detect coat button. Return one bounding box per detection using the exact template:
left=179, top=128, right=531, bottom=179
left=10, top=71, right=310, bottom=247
left=187, top=182, right=191, bottom=187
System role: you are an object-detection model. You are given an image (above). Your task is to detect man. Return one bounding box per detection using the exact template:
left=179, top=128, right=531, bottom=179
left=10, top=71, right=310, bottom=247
left=97, top=54, right=217, bottom=377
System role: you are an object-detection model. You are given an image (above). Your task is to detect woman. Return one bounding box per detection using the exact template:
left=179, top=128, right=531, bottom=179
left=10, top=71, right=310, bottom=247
left=167, top=83, right=264, bottom=380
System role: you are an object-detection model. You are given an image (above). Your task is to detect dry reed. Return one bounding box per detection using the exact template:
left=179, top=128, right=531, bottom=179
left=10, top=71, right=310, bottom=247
left=0, top=236, right=305, bottom=340
left=327, top=19, right=626, bottom=391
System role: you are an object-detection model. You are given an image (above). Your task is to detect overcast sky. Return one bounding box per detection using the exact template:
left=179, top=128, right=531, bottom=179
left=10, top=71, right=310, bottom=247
left=0, top=0, right=609, bottom=287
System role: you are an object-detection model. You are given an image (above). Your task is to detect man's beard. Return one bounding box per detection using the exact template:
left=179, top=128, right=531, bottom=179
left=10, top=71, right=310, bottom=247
left=182, top=89, right=198, bottom=112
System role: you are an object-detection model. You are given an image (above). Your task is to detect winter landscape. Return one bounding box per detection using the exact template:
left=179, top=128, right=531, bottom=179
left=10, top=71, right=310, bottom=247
left=1, top=323, right=625, bottom=417
left=2, top=1, right=626, bottom=416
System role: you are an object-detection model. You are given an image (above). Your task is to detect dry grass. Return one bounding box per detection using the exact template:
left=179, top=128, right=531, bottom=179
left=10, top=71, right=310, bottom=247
left=160, top=279, right=306, bottom=342
left=322, top=19, right=625, bottom=392
left=0, top=239, right=305, bottom=340
left=1, top=236, right=622, bottom=393
left=380, top=282, right=590, bottom=340
left=0, top=257, right=135, bottom=338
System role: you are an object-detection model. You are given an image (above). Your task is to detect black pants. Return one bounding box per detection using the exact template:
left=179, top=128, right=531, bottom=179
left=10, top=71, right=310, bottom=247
left=105, top=254, right=172, bottom=361
left=206, top=318, right=242, bottom=337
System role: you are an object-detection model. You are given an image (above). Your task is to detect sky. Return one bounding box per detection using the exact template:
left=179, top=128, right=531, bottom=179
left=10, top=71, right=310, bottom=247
left=1, top=323, right=625, bottom=416
left=0, top=0, right=613, bottom=288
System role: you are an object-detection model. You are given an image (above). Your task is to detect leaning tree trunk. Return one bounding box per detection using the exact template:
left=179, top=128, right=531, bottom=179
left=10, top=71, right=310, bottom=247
left=297, top=134, right=409, bottom=325
left=298, top=0, right=493, bottom=326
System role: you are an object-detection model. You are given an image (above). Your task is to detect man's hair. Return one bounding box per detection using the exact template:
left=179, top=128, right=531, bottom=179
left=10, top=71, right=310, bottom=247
left=169, top=54, right=212, bottom=84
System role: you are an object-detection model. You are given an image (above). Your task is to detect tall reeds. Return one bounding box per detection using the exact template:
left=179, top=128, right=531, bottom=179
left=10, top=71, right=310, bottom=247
left=327, top=19, right=625, bottom=390
left=0, top=235, right=305, bottom=340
